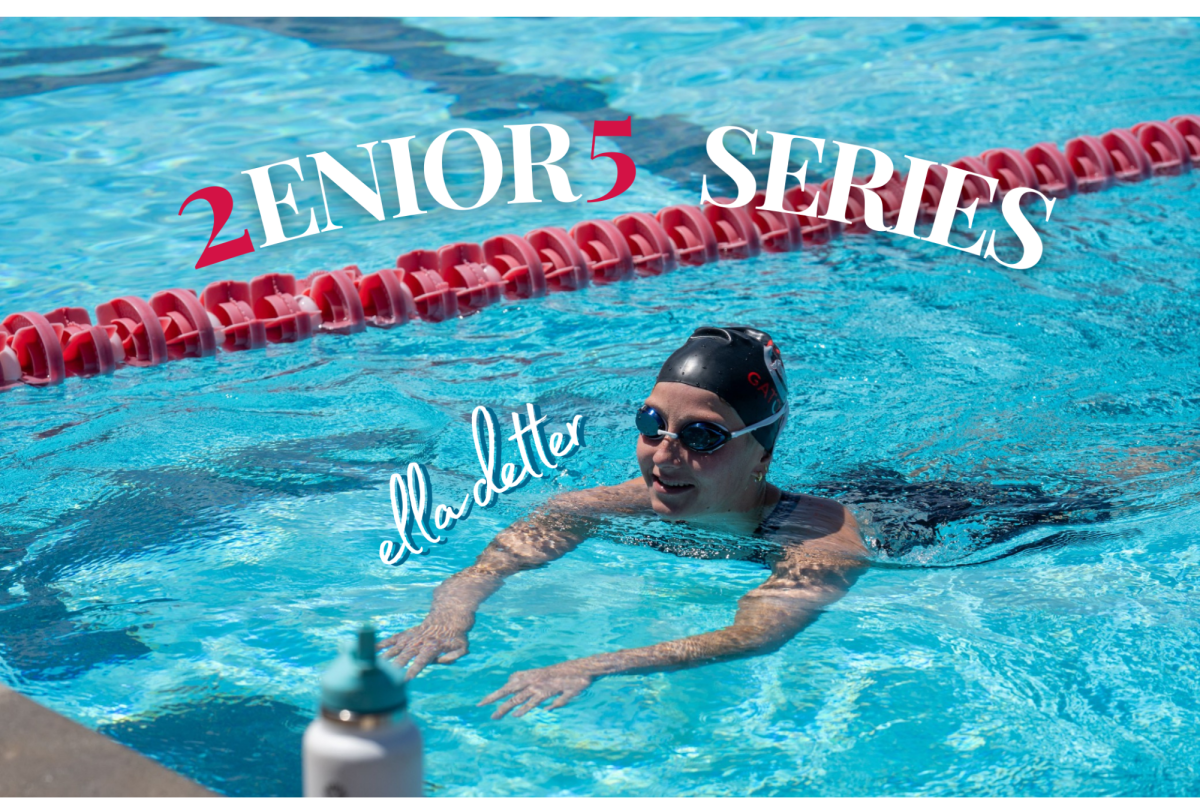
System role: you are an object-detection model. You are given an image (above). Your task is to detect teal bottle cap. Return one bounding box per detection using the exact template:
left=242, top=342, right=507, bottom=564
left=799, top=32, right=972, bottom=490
left=320, top=626, right=408, bottom=715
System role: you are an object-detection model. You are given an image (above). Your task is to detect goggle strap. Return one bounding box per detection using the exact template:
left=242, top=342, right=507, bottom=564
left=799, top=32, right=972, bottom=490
left=727, top=404, right=788, bottom=439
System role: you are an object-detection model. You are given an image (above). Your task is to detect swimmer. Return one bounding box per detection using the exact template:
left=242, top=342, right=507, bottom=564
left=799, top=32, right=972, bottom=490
left=380, top=326, right=869, bottom=719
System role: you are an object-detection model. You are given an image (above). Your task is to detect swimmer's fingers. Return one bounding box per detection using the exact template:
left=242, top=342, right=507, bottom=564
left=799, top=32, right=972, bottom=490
left=378, top=627, right=419, bottom=658
left=435, top=644, right=468, bottom=664
left=478, top=679, right=522, bottom=708
left=381, top=624, right=468, bottom=674
left=420, top=630, right=470, bottom=669
left=381, top=633, right=420, bottom=664
left=490, top=688, right=537, bottom=720
left=376, top=630, right=408, bottom=651
left=511, top=689, right=555, bottom=718
left=546, top=685, right=585, bottom=711
left=542, top=674, right=589, bottom=712
left=480, top=668, right=591, bottom=718
left=478, top=670, right=534, bottom=709
left=405, top=646, right=442, bottom=681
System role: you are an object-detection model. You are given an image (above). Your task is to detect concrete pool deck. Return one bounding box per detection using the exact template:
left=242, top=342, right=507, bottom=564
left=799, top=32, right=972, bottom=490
left=0, top=685, right=214, bottom=797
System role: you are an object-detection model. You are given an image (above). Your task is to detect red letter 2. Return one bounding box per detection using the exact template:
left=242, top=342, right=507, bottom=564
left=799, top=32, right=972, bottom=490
left=179, top=186, right=255, bottom=269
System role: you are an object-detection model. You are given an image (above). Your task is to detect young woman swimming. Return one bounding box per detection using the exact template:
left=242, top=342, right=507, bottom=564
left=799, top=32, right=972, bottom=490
left=380, top=326, right=870, bottom=719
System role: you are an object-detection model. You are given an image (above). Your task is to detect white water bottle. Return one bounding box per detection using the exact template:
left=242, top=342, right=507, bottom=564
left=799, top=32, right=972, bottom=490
left=303, top=626, right=424, bottom=797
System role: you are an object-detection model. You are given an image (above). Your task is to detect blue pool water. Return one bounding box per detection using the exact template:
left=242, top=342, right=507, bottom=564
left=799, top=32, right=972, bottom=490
left=2, top=17, right=1200, bottom=797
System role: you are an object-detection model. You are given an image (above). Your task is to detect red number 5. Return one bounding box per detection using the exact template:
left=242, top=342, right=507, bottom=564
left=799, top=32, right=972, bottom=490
left=178, top=186, right=255, bottom=270
left=588, top=117, right=637, bottom=203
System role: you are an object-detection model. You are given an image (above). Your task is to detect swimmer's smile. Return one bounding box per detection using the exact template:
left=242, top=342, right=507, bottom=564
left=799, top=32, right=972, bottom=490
left=651, top=472, right=695, bottom=494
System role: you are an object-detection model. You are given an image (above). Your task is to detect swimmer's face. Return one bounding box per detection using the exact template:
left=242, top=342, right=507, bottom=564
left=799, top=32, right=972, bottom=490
left=636, top=381, right=772, bottom=519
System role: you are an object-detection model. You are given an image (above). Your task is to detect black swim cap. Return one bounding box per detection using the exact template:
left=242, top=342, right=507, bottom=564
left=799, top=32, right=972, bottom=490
left=655, top=326, right=789, bottom=451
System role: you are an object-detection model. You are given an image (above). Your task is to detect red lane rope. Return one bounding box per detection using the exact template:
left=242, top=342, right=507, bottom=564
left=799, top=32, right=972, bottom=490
left=2, top=114, right=1197, bottom=390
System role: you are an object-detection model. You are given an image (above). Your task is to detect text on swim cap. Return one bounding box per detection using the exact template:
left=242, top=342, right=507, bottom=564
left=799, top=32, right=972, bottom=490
left=747, top=371, right=781, bottom=412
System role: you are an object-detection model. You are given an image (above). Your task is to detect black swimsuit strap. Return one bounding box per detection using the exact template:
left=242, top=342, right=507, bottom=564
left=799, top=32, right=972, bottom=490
left=756, top=490, right=802, bottom=536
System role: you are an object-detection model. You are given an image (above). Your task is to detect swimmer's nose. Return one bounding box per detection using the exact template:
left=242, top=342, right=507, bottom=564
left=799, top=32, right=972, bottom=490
left=650, top=434, right=686, bottom=464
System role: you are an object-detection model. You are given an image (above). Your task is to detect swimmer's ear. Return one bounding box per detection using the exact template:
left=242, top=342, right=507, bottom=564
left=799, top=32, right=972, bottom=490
left=751, top=446, right=773, bottom=483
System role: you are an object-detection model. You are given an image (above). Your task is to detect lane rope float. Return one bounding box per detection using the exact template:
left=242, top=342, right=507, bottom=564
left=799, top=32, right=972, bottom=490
left=2, top=114, right=1196, bottom=391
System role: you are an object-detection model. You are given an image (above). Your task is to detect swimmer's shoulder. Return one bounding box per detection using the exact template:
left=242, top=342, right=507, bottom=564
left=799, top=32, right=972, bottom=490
left=773, top=491, right=870, bottom=557
left=545, top=478, right=652, bottom=517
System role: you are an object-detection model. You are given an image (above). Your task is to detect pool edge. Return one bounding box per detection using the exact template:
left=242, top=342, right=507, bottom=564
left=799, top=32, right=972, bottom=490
left=0, top=685, right=216, bottom=797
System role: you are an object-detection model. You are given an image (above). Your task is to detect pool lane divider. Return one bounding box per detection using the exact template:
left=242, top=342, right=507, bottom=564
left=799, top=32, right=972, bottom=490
left=2, top=115, right=1197, bottom=391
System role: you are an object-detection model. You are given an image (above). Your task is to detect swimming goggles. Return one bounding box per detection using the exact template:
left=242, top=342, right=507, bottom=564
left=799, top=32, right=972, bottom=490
left=636, top=404, right=788, bottom=454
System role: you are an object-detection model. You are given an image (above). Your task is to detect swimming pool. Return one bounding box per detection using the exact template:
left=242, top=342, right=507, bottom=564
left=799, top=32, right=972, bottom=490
left=2, top=16, right=1199, bottom=797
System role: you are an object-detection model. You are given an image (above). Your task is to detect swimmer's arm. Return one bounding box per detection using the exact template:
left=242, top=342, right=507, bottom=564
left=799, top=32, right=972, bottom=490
left=578, top=548, right=867, bottom=674
left=436, top=478, right=646, bottom=605
left=480, top=508, right=868, bottom=717
left=382, top=479, right=646, bottom=676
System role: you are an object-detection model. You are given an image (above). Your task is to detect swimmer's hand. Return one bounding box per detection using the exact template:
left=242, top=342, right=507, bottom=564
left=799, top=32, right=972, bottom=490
left=477, top=663, right=594, bottom=719
left=378, top=616, right=470, bottom=680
